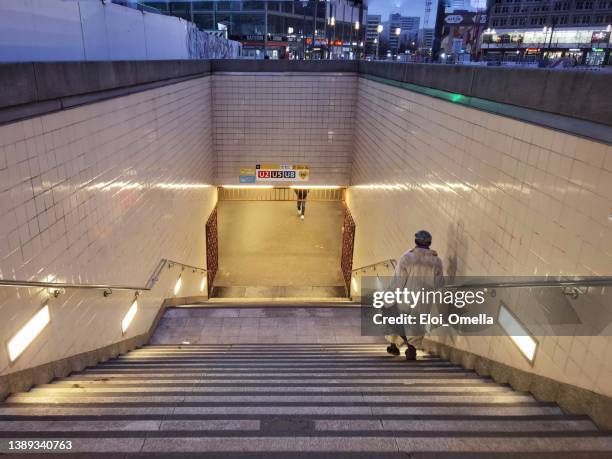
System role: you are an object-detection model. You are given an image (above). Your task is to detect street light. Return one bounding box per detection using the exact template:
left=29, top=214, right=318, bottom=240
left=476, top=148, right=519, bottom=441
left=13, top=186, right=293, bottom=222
left=484, top=28, right=496, bottom=57
left=395, top=27, right=401, bottom=58
left=376, top=24, right=383, bottom=59
left=355, top=21, right=360, bottom=30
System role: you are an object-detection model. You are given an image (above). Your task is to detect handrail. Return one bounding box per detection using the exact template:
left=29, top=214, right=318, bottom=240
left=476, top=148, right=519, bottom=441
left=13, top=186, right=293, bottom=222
left=350, top=259, right=612, bottom=290
left=351, top=259, right=397, bottom=273
left=0, top=258, right=206, bottom=294
left=444, top=277, right=612, bottom=290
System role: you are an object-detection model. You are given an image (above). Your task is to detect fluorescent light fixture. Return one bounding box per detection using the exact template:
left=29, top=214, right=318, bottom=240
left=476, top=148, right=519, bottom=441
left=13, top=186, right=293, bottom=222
left=288, top=185, right=341, bottom=189
left=498, top=303, right=537, bottom=362
left=221, top=185, right=274, bottom=189
left=200, top=276, right=207, bottom=292
left=174, top=276, right=182, bottom=296
left=7, top=305, right=50, bottom=362
left=121, top=300, right=138, bottom=334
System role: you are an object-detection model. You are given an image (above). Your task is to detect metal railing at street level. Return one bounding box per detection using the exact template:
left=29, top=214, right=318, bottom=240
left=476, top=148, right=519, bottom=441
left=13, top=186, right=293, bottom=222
left=218, top=186, right=345, bottom=202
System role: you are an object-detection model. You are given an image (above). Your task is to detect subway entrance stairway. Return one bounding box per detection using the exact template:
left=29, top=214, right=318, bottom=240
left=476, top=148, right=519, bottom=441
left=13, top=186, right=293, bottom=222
left=0, top=307, right=611, bottom=457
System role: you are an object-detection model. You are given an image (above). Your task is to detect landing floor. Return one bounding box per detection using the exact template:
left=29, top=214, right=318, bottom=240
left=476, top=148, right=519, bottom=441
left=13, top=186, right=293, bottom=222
left=216, top=201, right=344, bottom=287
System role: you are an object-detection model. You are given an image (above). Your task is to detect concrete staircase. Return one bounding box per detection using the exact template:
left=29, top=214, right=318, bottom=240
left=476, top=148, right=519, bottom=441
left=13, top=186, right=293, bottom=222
left=0, top=342, right=611, bottom=455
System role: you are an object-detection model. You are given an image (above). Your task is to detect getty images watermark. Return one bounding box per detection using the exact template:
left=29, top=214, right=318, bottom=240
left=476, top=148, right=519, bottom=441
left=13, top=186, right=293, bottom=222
left=359, top=276, right=612, bottom=337
left=371, top=287, right=491, bottom=327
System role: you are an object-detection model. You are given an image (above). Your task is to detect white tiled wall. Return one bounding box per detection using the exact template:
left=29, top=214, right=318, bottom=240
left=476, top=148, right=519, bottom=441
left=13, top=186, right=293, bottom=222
left=347, top=77, right=612, bottom=397
left=212, top=73, right=357, bottom=185
left=0, top=76, right=216, bottom=375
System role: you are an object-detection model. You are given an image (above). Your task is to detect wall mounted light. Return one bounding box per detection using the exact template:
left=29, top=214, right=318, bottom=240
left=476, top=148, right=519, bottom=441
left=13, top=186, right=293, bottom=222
left=200, top=276, right=207, bottom=292
left=221, top=185, right=274, bottom=189
left=288, top=185, right=341, bottom=189
left=174, top=276, right=182, bottom=296
left=121, top=300, right=138, bottom=334
left=498, top=303, right=538, bottom=363
left=8, top=305, right=50, bottom=362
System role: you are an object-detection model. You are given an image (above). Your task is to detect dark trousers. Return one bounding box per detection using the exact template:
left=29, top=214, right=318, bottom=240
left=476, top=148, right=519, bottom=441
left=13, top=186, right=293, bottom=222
left=295, top=190, right=308, bottom=216
left=297, top=200, right=306, bottom=215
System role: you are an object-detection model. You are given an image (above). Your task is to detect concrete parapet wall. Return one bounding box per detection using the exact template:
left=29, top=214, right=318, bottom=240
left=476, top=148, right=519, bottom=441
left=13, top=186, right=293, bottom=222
left=2, top=60, right=610, bottom=127
left=0, top=60, right=211, bottom=124
left=358, top=61, right=612, bottom=127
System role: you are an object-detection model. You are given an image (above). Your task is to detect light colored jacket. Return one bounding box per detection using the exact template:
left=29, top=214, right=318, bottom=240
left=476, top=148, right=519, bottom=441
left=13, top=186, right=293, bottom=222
left=390, top=247, right=444, bottom=311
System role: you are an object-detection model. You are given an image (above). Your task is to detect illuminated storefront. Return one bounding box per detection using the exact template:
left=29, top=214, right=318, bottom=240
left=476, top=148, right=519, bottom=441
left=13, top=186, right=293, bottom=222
left=481, top=26, right=611, bottom=64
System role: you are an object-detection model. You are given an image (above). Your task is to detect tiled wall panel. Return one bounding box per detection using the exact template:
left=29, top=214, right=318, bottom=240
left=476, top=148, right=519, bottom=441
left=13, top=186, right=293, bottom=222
left=348, top=77, right=612, bottom=397
left=212, top=73, right=357, bottom=185
left=0, top=76, right=216, bottom=375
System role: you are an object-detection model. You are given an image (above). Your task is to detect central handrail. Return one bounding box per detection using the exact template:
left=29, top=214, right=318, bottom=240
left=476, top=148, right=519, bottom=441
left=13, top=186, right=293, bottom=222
left=0, top=258, right=206, bottom=294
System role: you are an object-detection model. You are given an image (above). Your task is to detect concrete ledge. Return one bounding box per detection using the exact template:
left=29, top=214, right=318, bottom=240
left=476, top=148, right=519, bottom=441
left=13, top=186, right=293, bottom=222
left=2, top=59, right=610, bottom=130
left=422, top=338, right=612, bottom=430
left=362, top=73, right=612, bottom=145
left=0, top=300, right=170, bottom=402
left=210, top=59, right=359, bottom=73
left=0, top=60, right=211, bottom=125
left=358, top=61, right=612, bottom=127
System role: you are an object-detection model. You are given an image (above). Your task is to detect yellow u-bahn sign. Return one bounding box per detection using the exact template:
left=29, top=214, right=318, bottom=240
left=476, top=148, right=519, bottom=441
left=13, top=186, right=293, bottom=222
left=240, top=164, right=310, bottom=183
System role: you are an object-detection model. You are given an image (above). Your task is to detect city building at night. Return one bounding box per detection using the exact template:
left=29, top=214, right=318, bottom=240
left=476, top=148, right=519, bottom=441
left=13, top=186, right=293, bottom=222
left=484, top=0, right=612, bottom=64
left=365, top=13, right=382, bottom=57
left=141, top=0, right=366, bottom=58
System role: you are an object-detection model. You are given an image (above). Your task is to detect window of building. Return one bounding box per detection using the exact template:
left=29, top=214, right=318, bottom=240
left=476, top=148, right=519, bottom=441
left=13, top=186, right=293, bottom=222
left=194, top=13, right=215, bottom=29
left=217, top=1, right=240, bottom=11
left=243, top=1, right=265, bottom=10
left=193, top=1, right=213, bottom=10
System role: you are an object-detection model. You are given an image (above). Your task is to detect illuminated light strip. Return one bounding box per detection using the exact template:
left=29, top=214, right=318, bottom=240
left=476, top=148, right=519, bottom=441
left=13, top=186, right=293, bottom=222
left=8, top=305, right=50, bottom=362
left=221, top=185, right=274, bottom=189
left=174, top=276, right=182, bottom=296
left=200, top=277, right=207, bottom=292
left=289, top=185, right=342, bottom=189
left=498, top=303, right=538, bottom=362
left=121, top=300, right=138, bottom=334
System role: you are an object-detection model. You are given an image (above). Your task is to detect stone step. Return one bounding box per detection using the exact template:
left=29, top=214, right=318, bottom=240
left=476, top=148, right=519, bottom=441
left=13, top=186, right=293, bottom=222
left=29, top=385, right=516, bottom=394
left=6, top=393, right=538, bottom=404
left=0, top=405, right=566, bottom=416
left=211, top=285, right=348, bottom=299
left=0, top=418, right=599, bottom=433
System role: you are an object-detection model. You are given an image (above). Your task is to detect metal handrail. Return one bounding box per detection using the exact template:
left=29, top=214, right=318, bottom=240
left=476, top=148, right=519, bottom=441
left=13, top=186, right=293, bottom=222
left=0, top=258, right=206, bottom=294
left=351, top=259, right=397, bottom=273
left=444, top=277, right=612, bottom=290
left=349, top=258, right=612, bottom=290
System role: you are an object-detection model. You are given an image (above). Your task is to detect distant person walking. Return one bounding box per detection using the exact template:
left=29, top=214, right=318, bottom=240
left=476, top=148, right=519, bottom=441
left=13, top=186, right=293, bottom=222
left=386, top=230, right=443, bottom=361
left=294, top=189, right=309, bottom=220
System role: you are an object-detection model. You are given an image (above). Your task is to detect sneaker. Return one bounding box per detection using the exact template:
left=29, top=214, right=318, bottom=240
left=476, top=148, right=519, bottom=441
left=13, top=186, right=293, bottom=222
left=297, top=209, right=301, bottom=215
left=300, top=215, right=304, bottom=220
left=386, top=344, right=400, bottom=356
